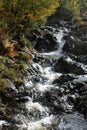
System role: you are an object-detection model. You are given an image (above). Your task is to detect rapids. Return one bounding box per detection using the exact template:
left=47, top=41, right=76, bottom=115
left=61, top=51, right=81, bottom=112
left=0, top=22, right=87, bottom=130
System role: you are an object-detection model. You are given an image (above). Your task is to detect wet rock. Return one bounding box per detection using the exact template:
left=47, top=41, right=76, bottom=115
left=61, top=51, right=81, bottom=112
left=63, top=36, right=87, bottom=55
left=34, top=32, right=58, bottom=52
left=53, top=56, right=85, bottom=75
left=73, top=27, right=87, bottom=38
left=77, top=55, right=87, bottom=65
left=62, top=80, right=87, bottom=117
left=40, top=90, right=65, bottom=114
left=75, top=84, right=87, bottom=117
left=67, top=95, right=76, bottom=105
left=33, top=55, right=55, bottom=67
left=38, top=87, right=74, bottom=114
left=2, top=125, right=19, bottom=130
left=52, top=74, right=74, bottom=85
left=58, top=113, right=87, bottom=130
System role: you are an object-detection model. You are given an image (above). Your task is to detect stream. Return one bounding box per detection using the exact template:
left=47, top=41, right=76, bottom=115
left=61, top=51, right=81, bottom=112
left=0, top=22, right=87, bottom=130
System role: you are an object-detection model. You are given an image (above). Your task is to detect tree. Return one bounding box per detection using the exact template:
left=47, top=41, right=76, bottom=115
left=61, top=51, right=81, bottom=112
left=0, top=0, right=59, bottom=29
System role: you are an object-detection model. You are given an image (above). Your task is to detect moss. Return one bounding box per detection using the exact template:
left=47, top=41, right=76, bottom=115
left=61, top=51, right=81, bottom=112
left=19, top=37, right=28, bottom=47
left=14, top=78, right=24, bottom=86
left=0, top=60, right=28, bottom=83
left=0, top=56, right=6, bottom=64
left=0, top=61, right=4, bottom=71
left=0, top=56, right=6, bottom=71
left=19, top=63, right=26, bottom=69
left=0, top=26, right=33, bottom=91
left=18, top=52, right=32, bottom=63
left=19, top=36, right=33, bottom=51
left=2, top=69, right=17, bottom=81
left=13, top=63, right=25, bottom=71
left=0, top=78, right=8, bottom=91
left=26, top=40, right=33, bottom=52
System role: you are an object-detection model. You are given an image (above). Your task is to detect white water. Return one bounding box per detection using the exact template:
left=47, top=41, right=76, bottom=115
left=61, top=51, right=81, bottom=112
left=32, top=28, right=66, bottom=93
left=18, top=115, right=54, bottom=130
left=32, top=62, right=62, bottom=91
left=0, top=120, right=7, bottom=125
left=26, top=101, right=49, bottom=116
left=40, top=29, right=65, bottom=59
left=20, top=28, right=66, bottom=130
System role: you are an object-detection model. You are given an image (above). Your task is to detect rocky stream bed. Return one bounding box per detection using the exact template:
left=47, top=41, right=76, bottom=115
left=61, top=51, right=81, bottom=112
left=0, top=20, right=87, bottom=130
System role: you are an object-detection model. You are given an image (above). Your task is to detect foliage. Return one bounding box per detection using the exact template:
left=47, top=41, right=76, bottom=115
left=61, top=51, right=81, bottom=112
left=0, top=0, right=86, bottom=29
left=0, top=0, right=59, bottom=29
left=58, top=0, right=87, bottom=21
left=58, top=0, right=80, bottom=20
left=0, top=37, right=18, bottom=58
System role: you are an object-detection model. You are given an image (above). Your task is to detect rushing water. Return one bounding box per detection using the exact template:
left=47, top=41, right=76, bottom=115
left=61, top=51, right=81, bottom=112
left=0, top=25, right=87, bottom=130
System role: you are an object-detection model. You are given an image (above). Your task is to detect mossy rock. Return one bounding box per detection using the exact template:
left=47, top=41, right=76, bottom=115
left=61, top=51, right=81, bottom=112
left=19, top=37, right=27, bottom=47
left=1, top=69, right=17, bottom=81
left=0, top=78, right=8, bottom=91
left=14, top=78, right=24, bottom=86
left=0, top=56, right=6, bottom=64
left=19, top=37, right=32, bottom=47
left=0, top=61, right=5, bottom=71
left=13, top=62, right=26, bottom=71
left=0, top=56, right=6, bottom=71
left=18, top=52, right=32, bottom=63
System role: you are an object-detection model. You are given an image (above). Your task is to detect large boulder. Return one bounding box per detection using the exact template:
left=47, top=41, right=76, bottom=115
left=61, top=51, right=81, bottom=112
left=34, top=32, right=58, bottom=52
left=53, top=56, right=85, bottom=75
left=63, top=37, right=87, bottom=55
left=63, top=27, right=87, bottom=56
left=72, top=27, right=87, bottom=38
left=52, top=74, right=74, bottom=85
left=77, top=55, right=87, bottom=65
